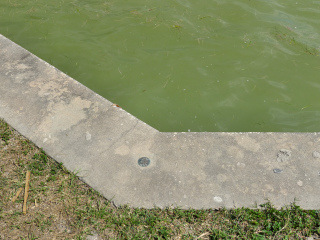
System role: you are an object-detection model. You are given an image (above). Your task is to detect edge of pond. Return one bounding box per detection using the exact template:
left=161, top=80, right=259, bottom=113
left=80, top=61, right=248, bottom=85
left=1, top=34, right=320, bottom=209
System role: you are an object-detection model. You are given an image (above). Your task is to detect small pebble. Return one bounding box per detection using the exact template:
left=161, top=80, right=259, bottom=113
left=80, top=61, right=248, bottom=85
left=213, top=196, right=223, bottom=203
left=85, top=132, right=91, bottom=141
left=297, top=180, right=303, bottom=187
left=86, top=232, right=99, bottom=240
left=273, top=168, right=282, bottom=174
left=312, top=151, right=320, bottom=158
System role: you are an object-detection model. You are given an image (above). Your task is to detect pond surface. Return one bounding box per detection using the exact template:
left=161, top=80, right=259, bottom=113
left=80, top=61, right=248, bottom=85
left=1, top=0, right=320, bottom=132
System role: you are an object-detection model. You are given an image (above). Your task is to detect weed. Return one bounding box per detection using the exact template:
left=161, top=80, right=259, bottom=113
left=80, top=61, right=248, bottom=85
left=272, top=27, right=319, bottom=56
left=0, top=121, right=12, bottom=144
left=27, top=151, right=48, bottom=176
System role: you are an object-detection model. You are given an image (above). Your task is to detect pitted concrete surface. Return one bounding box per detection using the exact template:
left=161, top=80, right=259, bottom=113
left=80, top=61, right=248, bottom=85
left=1, top=34, right=320, bottom=209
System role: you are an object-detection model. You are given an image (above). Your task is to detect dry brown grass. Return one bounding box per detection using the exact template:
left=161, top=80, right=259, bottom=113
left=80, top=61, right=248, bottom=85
left=0, top=120, right=115, bottom=239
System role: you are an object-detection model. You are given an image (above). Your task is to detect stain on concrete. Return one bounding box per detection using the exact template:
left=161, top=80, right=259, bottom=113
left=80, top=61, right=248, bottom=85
left=236, top=162, right=246, bottom=168
left=29, top=72, right=69, bottom=100
left=228, top=146, right=244, bottom=159
left=277, top=149, right=292, bottom=162
left=38, top=97, right=92, bottom=142
left=235, top=135, right=261, bottom=152
left=115, top=145, right=130, bottom=156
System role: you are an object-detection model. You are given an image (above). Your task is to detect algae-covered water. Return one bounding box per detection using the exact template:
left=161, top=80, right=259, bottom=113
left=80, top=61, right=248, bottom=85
left=1, top=0, right=320, bottom=132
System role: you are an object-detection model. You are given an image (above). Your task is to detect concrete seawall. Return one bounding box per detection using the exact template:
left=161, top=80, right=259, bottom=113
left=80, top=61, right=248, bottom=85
left=1, top=34, right=320, bottom=209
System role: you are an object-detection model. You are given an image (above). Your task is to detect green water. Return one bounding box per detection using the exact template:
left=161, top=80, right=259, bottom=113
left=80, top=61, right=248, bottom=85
left=1, top=0, right=320, bottom=132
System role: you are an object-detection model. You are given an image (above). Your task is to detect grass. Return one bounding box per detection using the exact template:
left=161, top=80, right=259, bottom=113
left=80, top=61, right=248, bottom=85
left=1, top=118, right=320, bottom=239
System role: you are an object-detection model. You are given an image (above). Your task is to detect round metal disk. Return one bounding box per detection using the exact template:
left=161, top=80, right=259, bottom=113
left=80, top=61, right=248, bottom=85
left=138, top=157, right=150, bottom=167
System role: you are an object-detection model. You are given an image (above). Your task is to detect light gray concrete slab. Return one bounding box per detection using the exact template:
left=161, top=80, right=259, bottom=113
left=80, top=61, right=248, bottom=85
left=1, top=34, right=320, bottom=209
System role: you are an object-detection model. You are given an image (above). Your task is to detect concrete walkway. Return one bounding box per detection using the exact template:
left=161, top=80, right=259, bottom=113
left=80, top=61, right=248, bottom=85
left=1, top=34, right=320, bottom=209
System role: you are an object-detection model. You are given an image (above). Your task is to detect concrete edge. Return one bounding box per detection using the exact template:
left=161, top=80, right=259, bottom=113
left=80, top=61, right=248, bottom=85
left=1, top=34, right=320, bottom=209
